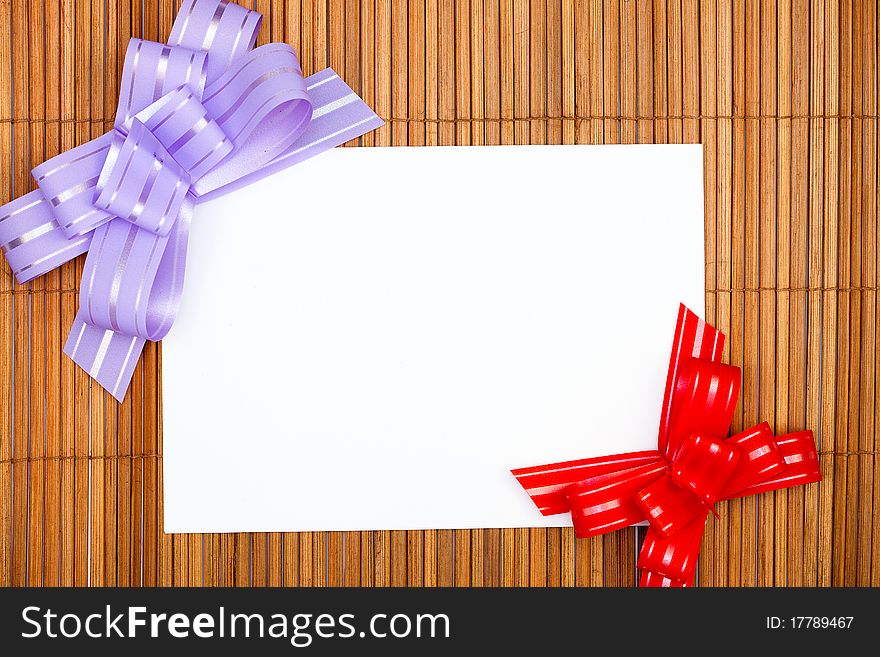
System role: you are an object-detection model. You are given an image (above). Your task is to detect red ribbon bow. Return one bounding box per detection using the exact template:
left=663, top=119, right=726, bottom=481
left=511, top=304, right=822, bottom=586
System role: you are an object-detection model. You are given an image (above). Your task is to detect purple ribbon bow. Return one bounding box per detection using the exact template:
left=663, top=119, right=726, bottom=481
left=0, top=0, right=382, bottom=401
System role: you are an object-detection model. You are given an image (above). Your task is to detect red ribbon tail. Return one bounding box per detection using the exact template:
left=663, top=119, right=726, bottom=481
left=511, top=450, right=663, bottom=517
left=637, top=514, right=708, bottom=586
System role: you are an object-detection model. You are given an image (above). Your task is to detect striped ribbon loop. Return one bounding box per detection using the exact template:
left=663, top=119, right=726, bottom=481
left=167, top=0, right=262, bottom=85
left=511, top=304, right=822, bottom=587
left=0, top=0, right=383, bottom=401
left=32, top=135, right=117, bottom=240
left=192, top=43, right=313, bottom=196
left=94, top=117, right=195, bottom=236
left=114, top=39, right=210, bottom=129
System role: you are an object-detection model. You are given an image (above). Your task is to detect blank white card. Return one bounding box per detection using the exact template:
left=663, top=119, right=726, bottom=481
left=162, top=144, right=704, bottom=533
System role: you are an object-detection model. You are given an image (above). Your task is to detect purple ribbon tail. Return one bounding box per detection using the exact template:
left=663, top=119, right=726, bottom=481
left=0, top=190, right=92, bottom=283
left=65, top=316, right=147, bottom=402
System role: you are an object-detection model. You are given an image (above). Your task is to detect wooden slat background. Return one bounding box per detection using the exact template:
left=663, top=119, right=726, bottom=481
left=0, top=0, right=877, bottom=587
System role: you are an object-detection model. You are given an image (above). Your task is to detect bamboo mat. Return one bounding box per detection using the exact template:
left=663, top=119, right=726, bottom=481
left=0, top=0, right=877, bottom=587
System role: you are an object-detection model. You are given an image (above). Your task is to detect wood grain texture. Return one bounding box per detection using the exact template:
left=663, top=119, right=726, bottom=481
left=1, top=0, right=878, bottom=587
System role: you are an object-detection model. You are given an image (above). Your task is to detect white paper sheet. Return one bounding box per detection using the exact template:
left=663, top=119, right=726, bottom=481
left=162, top=144, right=704, bottom=533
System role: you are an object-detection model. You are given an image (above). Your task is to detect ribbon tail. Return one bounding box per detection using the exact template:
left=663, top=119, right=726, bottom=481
left=0, top=190, right=93, bottom=284
left=511, top=450, right=664, bottom=517
left=286, top=69, right=386, bottom=163
left=64, top=202, right=193, bottom=401
left=657, top=304, right=726, bottom=457
left=723, top=430, right=822, bottom=499
left=64, top=315, right=146, bottom=402
left=637, top=512, right=708, bottom=586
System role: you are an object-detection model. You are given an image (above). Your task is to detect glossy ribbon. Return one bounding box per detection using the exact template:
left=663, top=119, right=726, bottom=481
left=0, top=0, right=383, bottom=401
left=511, top=304, right=822, bottom=586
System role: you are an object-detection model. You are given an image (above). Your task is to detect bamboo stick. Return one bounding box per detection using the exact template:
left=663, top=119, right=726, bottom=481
left=343, top=531, right=360, bottom=587
left=845, top=0, right=861, bottom=587
left=283, top=532, right=299, bottom=586
left=299, top=0, right=313, bottom=73
left=10, top=0, right=29, bottom=589
left=787, top=0, right=809, bottom=586
left=330, top=0, right=345, bottom=80
left=217, top=533, right=234, bottom=587
left=711, top=0, right=732, bottom=587
left=869, top=0, right=880, bottom=588
left=128, top=356, right=148, bottom=586
left=232, top=533, right=247, bottom=586
left=760, top=0, right=781, bottom=587
left=855, top=0, right=876, bottom=586
left=667, top=0, right=682, bottom=143
left=255, top=0, right=272, bottom=46
left=620, top=524, right=635, bottom=586
left=43, top=0, right=62, bottom=585
left=25, top=0, right=46, bottom=587
left=0, top=0, right=14, bottom=589
left=299, top=527, right=313, bottom=587
left=314, top=0, right=327, bottom=71
left=70, top=0, right=89, bottom=589
left=328, top=531, right=343, bottom=586
left=803, top=0, right=827, bottom=587
left=471, top=0, right=484, bottom=146
left=743, top=0, right=762, bottom=586
left=314, top=531, right=328, bottom=586
left=56, top=0, right=77, bottom=586
left=775, top=0, right=793, bottom=515
left=157, top=338, right=174, bottom=588
left=620, top=0, right=636, bottom=147
left=637, top=0, right=654, bottom=143
left=586, top=0, right=602, bottom=146
left=817, top=0, right=839, bottom=589
left=831, top=0, right=851, bottom=589
left=775, top=0, right=794, bottom=586
left=286, top=0, right=301, bottom=56
left=652, top=0, right=667, bottom=144
left=561, top=0, right=575, bottom=146
left=547, top=0, right=562, bottom=147
left=425, top=0, right=439, bottom=146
